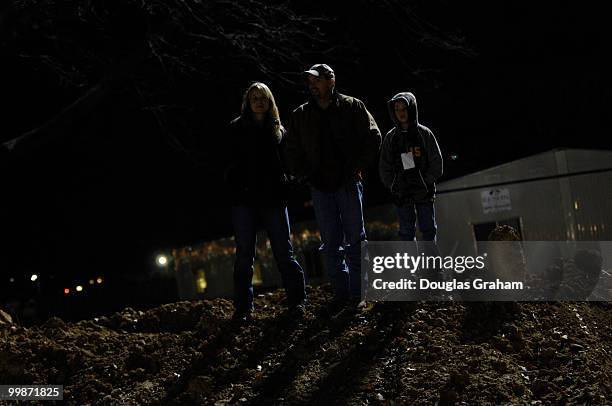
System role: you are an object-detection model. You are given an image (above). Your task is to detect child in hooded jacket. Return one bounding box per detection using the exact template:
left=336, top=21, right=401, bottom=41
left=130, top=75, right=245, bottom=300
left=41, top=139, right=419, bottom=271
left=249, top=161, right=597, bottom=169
left=379, top=92, right=443, bottom=248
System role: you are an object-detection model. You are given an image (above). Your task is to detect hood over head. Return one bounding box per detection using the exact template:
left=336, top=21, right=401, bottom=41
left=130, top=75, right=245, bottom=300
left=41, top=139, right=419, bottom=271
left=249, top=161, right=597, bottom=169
left=388, top=92, right=418, bottom=129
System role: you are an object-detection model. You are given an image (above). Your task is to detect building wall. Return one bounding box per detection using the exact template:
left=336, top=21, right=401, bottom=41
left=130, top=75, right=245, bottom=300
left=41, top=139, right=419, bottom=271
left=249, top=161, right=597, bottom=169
left=435, top=149, right=612, bottom=255
left=436, top=177, right=576, bottom=255
left=569, top=172, right=612, bottom=240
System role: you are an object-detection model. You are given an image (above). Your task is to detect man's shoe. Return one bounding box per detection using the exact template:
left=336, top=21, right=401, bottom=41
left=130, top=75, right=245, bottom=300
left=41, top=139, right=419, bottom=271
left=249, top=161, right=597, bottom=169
left=287, top=301, right=307, bottom=319
left=353, top=298, right=368, bottom=311
left=344, top=297, right=368, bottom=313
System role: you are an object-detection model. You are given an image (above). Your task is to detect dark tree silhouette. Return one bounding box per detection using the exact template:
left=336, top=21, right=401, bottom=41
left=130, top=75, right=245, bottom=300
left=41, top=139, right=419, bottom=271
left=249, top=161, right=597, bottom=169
left=4, top=0, right=332, bottom=153
left=4, top=0, right=470, bottom=155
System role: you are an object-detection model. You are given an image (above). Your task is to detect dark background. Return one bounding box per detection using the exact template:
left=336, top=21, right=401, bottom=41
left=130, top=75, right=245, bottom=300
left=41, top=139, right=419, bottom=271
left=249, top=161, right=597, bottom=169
left=1, top=1, right=609, bottom=319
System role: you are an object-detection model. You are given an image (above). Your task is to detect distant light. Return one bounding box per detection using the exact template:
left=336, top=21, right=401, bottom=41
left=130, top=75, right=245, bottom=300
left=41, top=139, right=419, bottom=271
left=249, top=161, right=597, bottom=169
left=156, top=255, right=168, bottom=266
left=30, top=274, right=38, bottom=282
left=9, top=277, right=15, bottom=283
left=96, top=277, right=103, bottom=284
left=450, top=154, right=458, bottom=161
left=76, top=285, right=83, bottom=292
left=196, top=270, right=207, bottom=293
left=89, top=279, right=95, bottom=285
left=64, top=288, right=70, bottom=295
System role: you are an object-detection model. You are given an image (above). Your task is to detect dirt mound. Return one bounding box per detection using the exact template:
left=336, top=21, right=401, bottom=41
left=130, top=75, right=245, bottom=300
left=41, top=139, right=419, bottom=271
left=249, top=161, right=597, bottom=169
left=1, top=285, right=610, bottom=405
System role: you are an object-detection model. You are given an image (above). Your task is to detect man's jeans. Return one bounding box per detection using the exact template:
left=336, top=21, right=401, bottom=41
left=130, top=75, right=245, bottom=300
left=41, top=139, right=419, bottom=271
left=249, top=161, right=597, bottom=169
left=395, top=201, right=440, bottom=257
left=311, top=181, right=366, bottom=298
left=232, top=206, right=306, bottom=312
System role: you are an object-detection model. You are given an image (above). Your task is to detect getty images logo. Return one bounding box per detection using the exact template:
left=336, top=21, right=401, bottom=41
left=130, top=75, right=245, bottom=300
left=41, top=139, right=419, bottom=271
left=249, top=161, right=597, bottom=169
left=371, top=252, right=487, bottom=274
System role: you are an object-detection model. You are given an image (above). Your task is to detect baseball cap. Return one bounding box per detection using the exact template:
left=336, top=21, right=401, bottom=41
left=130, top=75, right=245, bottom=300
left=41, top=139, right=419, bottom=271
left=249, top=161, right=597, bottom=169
left=303, top=64, right=335, bottom=79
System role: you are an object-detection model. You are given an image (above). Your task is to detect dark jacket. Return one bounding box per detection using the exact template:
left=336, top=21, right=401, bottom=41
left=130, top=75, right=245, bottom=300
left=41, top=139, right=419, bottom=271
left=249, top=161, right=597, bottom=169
left=223, top=116, right=288, bottom=206
left=379, top=92, right=443, bottom=204
left=285, top=92, right=381, bottom=192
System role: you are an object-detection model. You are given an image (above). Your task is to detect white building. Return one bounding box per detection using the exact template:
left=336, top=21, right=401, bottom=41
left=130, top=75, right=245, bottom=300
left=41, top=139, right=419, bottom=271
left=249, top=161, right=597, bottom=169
left=436, top=149, right=612, bottom=242
left=435, top=149, right=612, bottom=266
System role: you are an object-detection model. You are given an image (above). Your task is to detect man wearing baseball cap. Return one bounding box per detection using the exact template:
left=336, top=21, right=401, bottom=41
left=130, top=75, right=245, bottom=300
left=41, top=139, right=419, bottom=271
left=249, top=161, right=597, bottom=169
left=285, top=63, right=381, bottom=305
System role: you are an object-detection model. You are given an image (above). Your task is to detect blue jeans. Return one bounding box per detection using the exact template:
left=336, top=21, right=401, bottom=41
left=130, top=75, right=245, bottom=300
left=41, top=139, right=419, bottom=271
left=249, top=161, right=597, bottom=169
left=395, top=201, right=440, bottom=256
left=310, top=181, right=366, bottom=298
left=232, top=206, right=306, bottom=312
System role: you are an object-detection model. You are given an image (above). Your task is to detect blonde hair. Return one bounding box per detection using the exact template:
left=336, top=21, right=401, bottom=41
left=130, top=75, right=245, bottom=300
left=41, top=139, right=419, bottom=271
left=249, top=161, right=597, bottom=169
left=241, top=82, right=283, bottom=143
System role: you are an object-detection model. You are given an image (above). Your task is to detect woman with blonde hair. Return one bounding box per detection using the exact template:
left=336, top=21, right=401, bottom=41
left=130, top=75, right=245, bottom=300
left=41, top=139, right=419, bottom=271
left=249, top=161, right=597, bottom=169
left=224, top=82, right=307, bottom=322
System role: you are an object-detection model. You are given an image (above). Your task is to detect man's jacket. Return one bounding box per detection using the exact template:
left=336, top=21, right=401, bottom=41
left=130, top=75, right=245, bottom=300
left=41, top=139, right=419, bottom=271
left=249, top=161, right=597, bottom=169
left=285, top=92, right=381, bottom=192
left=379, top=92, right=443, bottom=204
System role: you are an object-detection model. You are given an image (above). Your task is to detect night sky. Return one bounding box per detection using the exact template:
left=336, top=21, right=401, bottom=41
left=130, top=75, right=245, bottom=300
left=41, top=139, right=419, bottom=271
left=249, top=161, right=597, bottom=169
left=1, top=1, right=610, bottom=300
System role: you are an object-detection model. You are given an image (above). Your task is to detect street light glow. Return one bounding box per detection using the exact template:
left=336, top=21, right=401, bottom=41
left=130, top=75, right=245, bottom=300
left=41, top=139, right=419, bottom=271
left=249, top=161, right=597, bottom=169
left=64, top=288, right=70, bottom=295
left=96, top=277, right=103, bottom=284
left=156, top=255, right=168, bottom=266
left=31, top=274, right=38, bottom=282
left=76, top=285, right=83, bottom=292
